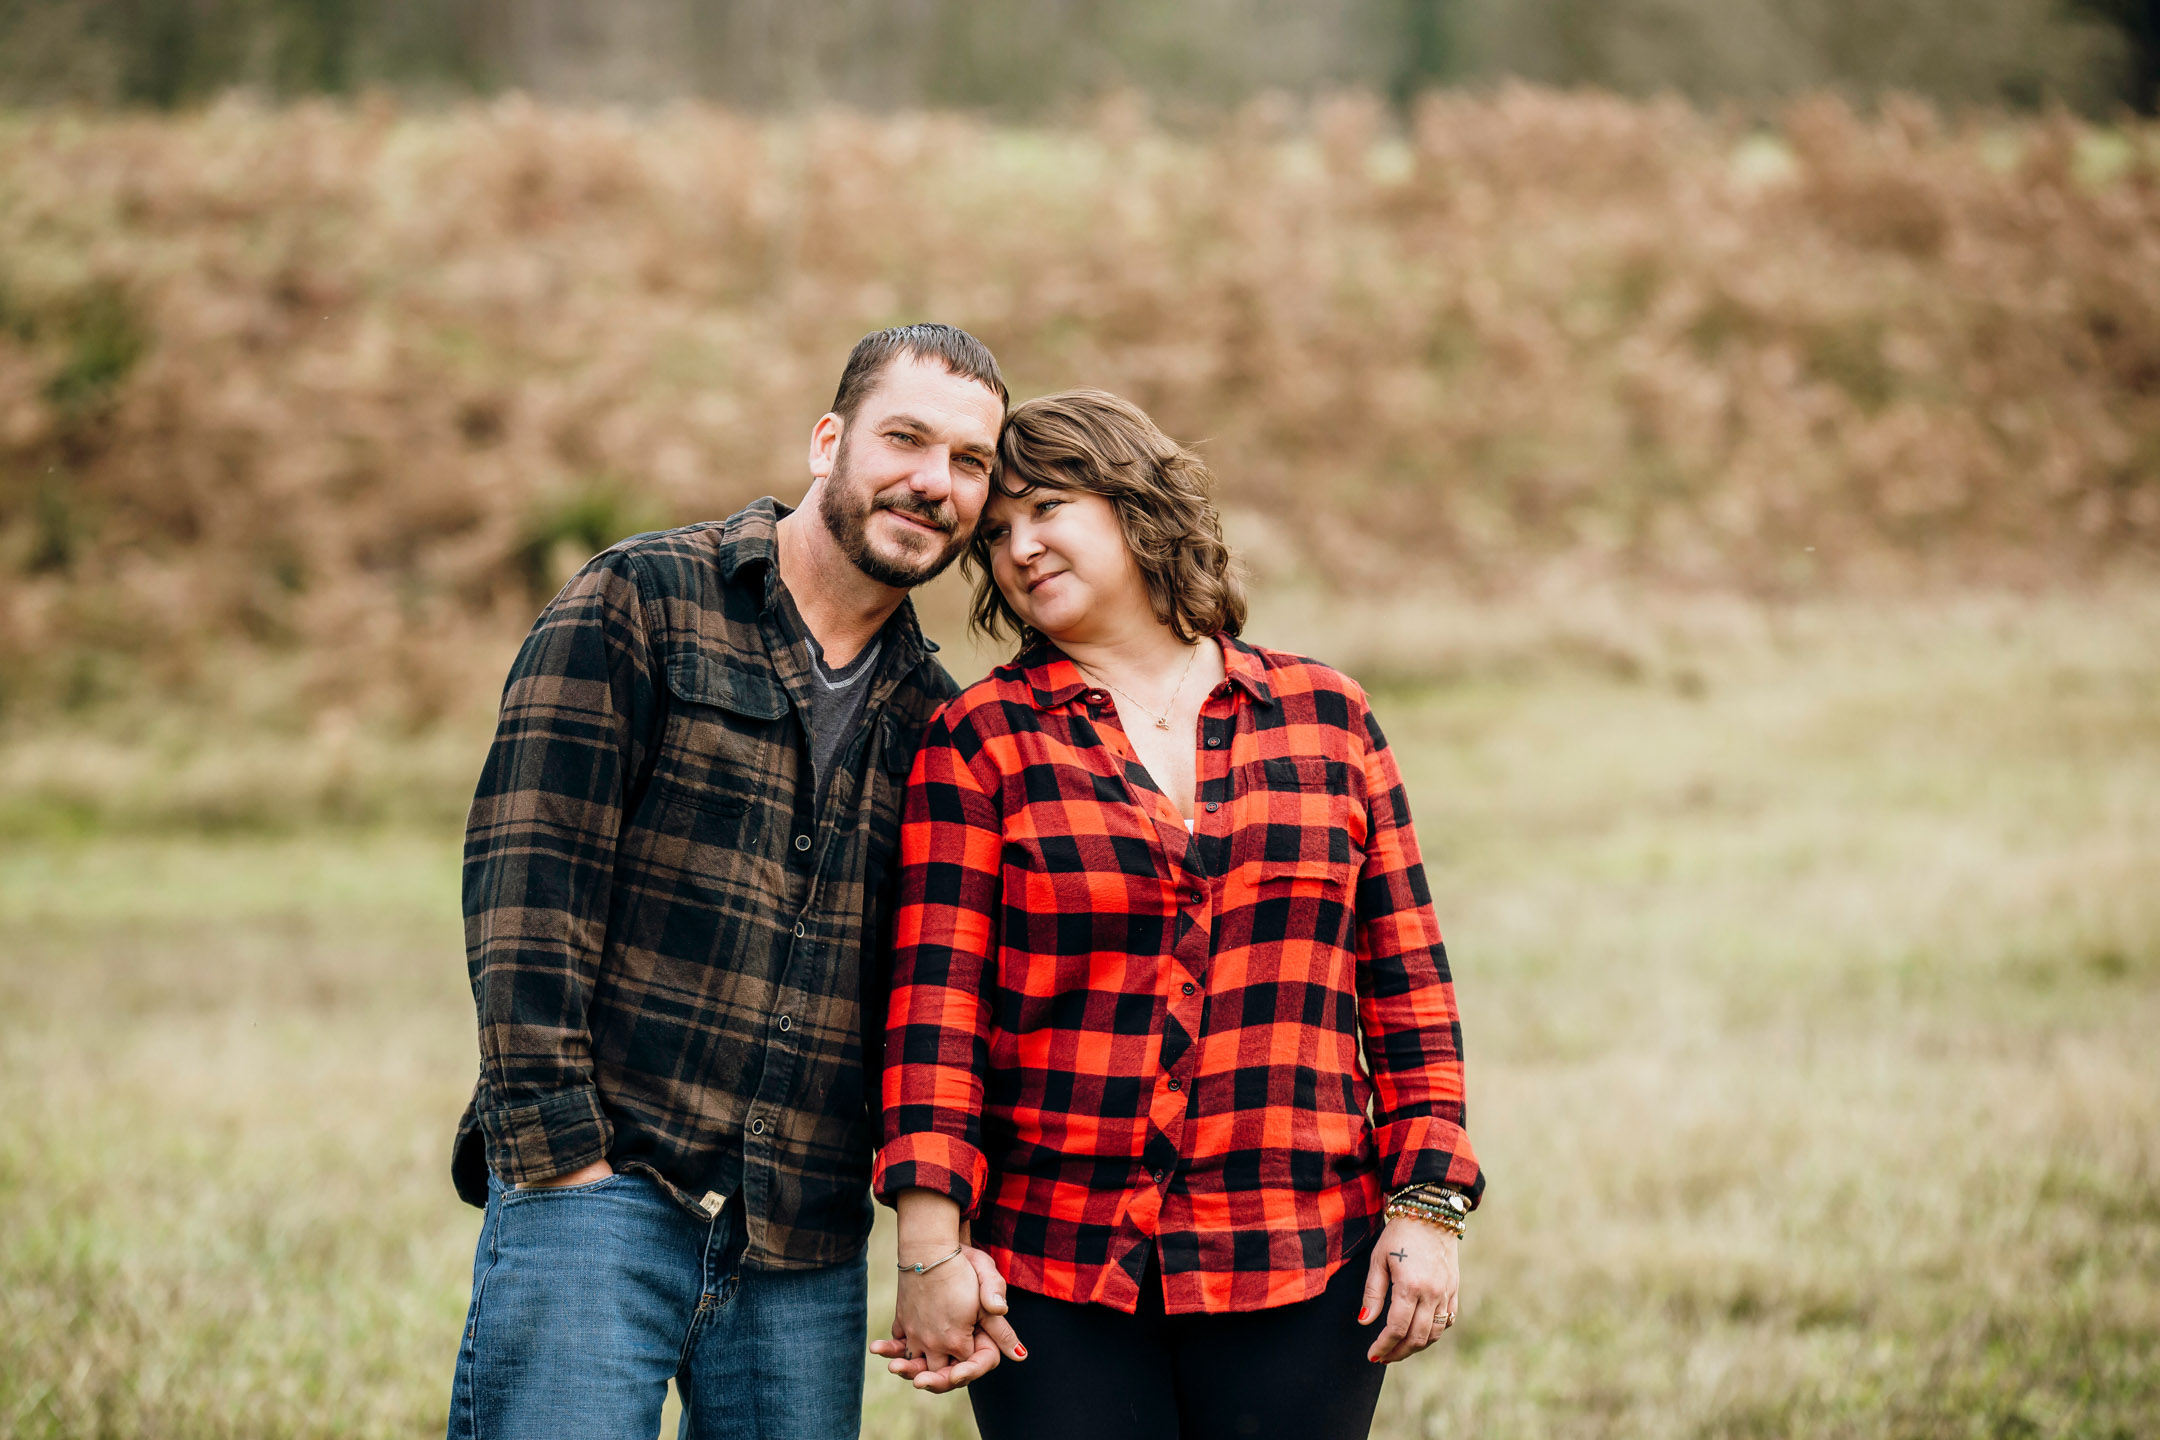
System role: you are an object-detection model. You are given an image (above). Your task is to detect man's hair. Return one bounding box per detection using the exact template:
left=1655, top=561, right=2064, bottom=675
left=830, top=323, right=1009, bottom=421
left=968, top=388, right=1247, bottom=647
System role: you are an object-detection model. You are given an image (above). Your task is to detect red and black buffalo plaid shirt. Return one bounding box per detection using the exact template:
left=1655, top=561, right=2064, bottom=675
left=873, top=637, right=1482, bottom=1315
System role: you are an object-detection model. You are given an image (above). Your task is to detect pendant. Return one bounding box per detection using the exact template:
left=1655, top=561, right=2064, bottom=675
left=1156, top=717, right=1171, bottom=729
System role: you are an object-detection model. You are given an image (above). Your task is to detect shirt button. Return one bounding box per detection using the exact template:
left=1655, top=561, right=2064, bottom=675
left=1088, top=690, right=1108, bottom=705
left=1151, top=1167, right=1168, bottom=1183
left=749, top=1117, right=766, bottom=1136
left=1182, top=981, right=1196, bottom=995
left=1167, top=1076, right=1182, bottom=1091
left=1205, top=735, right=1223, bottom=749
left=777, top=1014, right=792, bottom=1032
left=1204, top=801, right=1219, bottom=813
left=1188, top=889, right=1204, bottom=905
left=793, top=834, right=812, bottom=852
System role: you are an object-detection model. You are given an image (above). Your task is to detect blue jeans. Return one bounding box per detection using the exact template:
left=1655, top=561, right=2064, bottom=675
left=448, top=1172, right=867, bottom=1440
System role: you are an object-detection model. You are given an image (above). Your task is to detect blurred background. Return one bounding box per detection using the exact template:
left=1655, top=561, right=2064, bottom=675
left=2, top=3, right=2157, bottom=1438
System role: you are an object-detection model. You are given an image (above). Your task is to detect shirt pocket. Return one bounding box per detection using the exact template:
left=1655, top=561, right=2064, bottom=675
left=1232, top=755, right=1365, bottom=887
left=648, top=650, right=791, bottom=842
left=608, top=652, right=792, bottom=1000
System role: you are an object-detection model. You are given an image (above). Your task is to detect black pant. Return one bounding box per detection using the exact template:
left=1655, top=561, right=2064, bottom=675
left=968, top=1243, right=1387, bottom=1440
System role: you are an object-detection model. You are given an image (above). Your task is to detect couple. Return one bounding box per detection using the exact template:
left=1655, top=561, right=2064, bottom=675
left=447, top=324, right=1483, bottom=1440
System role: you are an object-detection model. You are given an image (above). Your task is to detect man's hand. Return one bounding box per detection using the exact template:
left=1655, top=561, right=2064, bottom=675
left=871, top=1247, right=1025, bottom=1392
left=1360, top=1217, right=1460, bottom=1363
left=513, top=1158, right=614, bottom=1190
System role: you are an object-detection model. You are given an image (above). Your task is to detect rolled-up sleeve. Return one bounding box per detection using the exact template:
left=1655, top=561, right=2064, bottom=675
left=462, top=554, right=659, bottom=1186
left=873, top=705, right=1003, bottom=1218
left=1351, top=698, right=1485, bottom=1205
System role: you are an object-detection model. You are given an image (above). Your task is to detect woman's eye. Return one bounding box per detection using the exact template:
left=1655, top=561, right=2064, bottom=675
left=1036, top=499, right=1064, bottom=517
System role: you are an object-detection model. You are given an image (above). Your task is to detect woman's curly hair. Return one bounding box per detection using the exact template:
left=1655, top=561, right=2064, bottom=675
left=966, top=388, right=1247, bottom=648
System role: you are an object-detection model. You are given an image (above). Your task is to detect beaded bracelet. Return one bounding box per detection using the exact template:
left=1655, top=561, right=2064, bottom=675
left=1385, top=1184, right=1470, bottom=1237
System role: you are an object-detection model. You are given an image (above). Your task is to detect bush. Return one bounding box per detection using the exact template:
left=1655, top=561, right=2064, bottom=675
left=0, top=93, right=2155, bottom=723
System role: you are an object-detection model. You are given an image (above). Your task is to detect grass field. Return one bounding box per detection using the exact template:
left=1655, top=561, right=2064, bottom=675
left=3, top=588, right=2157, bottom=1439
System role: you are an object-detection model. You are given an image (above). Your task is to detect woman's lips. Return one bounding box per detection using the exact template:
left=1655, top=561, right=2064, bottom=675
left=1026, top=570, right=1066, bottom=593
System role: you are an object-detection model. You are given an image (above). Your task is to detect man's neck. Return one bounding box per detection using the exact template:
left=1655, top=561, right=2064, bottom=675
left=773, top=505, right=907, bottom=670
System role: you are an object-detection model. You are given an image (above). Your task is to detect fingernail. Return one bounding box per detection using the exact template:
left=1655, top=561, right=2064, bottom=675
left=1012, top=1344, right=1028, bottom=1360
left=1357, top=1307, right=1371, bottom=1323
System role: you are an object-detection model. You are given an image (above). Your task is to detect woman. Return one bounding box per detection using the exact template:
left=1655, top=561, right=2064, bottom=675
left=871, top=390, right=1483, bottom=1440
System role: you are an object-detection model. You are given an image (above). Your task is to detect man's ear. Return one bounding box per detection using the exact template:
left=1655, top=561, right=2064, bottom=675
left=808, top=411, right=845, bottom=483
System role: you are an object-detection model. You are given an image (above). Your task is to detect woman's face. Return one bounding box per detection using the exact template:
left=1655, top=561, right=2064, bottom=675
left=981, top=485, right=1148, bottom=642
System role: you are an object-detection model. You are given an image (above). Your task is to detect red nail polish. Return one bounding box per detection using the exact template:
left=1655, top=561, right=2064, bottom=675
left=1013, top=1344, right=1028, bottom=1360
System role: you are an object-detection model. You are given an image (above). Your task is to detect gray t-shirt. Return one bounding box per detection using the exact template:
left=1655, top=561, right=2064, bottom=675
left=775, top=588, right=882, bottom=804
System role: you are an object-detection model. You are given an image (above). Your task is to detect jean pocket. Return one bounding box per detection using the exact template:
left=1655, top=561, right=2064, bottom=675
left=500, top=1171, right=631, bottom=1204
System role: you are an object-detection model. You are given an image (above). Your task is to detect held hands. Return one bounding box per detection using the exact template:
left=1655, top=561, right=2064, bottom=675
left=876, top=1190, right=1026, bottom=1392
left=1360, top=1216, right=1461, bottom=1363
left=870, top=1246, right=1026, bottom=1392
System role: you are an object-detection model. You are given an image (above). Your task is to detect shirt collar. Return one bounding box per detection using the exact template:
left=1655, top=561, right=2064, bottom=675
left=716, top=495, right=935, bottom=668
left=1020, top=632, right=1274, bottom=712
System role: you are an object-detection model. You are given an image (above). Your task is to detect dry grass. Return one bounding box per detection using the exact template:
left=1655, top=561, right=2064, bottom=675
left=3, top=589, right=2155, bottom=1439
left=2, top=93, right=2158, bottom=727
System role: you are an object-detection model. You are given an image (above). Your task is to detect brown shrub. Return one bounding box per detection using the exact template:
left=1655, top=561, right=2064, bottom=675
left=0, top=89, right=2156, bottom=721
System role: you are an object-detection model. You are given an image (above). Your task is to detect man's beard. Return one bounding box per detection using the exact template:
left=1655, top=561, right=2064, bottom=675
left=819, top=435, right=969, bottom=588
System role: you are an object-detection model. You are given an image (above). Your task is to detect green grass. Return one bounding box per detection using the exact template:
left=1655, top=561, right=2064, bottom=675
left=2, top=591, right=2157, bottom=1438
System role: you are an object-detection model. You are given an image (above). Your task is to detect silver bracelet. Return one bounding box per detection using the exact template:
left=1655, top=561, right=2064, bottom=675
left=896, top=1245, right=965, bottom=1276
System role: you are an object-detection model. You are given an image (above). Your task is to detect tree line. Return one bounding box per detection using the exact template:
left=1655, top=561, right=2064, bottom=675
left=0, top=0, right=2151, bottom=115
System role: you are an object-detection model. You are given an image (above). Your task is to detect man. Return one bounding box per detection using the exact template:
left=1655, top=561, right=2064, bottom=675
left=448, top=324, right=1018, bottom=1440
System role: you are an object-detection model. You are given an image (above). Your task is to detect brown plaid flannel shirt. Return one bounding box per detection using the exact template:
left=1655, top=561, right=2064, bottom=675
left=452, top=498, right=957, bottom=1269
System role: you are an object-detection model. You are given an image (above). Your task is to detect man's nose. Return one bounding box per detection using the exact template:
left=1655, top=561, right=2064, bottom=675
left=908, top=446, right=956, bottom=498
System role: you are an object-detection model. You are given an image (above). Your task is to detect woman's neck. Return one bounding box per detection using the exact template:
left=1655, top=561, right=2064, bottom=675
left=1053, top=618, right=1197, bottom=692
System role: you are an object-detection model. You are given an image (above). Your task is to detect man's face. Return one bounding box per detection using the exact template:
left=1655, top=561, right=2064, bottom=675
left=815, top=355, right=1003, bottom=589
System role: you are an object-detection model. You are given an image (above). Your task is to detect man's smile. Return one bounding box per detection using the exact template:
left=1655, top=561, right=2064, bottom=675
left=876, top=505, right=951, bottom=537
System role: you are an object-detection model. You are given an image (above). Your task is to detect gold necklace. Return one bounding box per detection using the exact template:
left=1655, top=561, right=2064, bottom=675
left=1077, top=643, right=1201, bottom=731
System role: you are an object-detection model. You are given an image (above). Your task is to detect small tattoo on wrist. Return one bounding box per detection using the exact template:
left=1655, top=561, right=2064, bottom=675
left=1390, top=1248, right=1409, bottom=1263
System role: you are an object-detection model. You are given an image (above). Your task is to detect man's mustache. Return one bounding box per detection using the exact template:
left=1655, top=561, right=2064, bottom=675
left=872, top=494, right=956, bottom=534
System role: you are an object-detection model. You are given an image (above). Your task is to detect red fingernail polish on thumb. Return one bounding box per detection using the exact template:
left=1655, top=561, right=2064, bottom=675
left=1013, top=1344, right=1028, bottom=1360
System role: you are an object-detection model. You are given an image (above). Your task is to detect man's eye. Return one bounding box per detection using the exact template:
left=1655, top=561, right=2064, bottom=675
left=887, top=431, right=920, bottom=446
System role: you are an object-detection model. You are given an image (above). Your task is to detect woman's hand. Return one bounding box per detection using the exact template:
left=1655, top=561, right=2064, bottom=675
left=1360, top=1217, right=1460, bottom=1363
